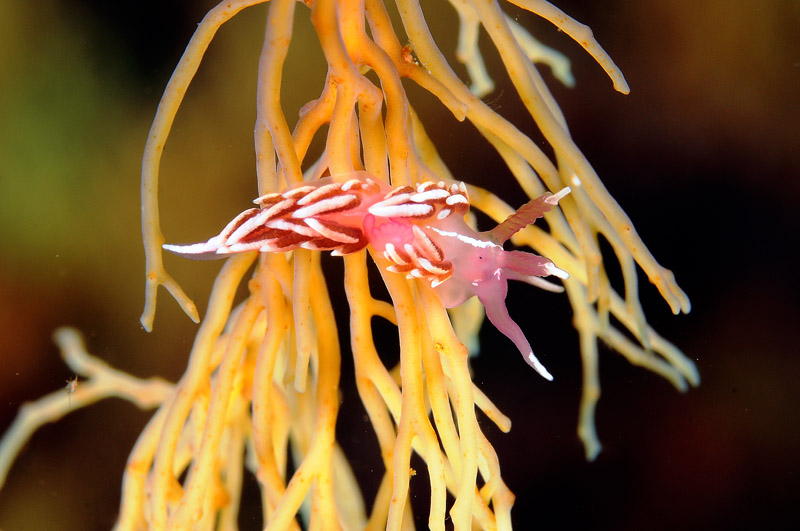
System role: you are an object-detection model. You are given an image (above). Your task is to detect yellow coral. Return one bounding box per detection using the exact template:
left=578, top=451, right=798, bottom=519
left=0, top=0, right=697, bottom=529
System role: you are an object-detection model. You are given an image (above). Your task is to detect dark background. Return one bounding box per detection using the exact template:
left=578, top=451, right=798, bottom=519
left=1, top=0, right=798, bottom=529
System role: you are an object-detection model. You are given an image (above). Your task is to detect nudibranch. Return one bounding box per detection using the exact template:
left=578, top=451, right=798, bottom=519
left=164, top=172, right=570, bottom=380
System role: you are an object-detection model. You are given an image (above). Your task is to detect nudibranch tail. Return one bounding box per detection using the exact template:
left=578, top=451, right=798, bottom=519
left=162, top=206, right=265, bottom=259
left=490, top=186, right=571, bottom=244
left=163, top=240, right=228, bottom=260
left=162, top=174, right=381, bottom=259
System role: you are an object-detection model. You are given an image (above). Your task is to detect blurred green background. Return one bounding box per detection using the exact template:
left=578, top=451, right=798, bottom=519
left=1, top=0, right=798, bottom=529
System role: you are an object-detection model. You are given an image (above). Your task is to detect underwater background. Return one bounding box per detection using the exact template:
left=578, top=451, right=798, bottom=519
left=1, top=0, right=798, bottom=529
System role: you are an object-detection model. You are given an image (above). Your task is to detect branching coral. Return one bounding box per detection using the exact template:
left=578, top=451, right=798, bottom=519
left=0, top=0, right=698, bottom=529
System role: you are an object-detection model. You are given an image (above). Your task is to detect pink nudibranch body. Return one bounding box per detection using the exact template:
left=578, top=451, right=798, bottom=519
left=164, top=172, right=570, bottom=380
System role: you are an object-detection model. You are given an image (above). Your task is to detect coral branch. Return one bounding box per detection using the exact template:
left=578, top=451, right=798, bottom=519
left=141, top=0, right=271, bottom=331
left=3, top=0, right=696, bottom=528
left=0, top=328, right=172, bottom=492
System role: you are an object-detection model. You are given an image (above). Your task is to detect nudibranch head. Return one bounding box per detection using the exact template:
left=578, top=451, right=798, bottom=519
left=415, top=188, right=571, bottom=381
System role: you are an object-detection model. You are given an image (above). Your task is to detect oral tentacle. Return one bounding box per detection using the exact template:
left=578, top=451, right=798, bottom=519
left=479, top=278, right=554, bottom=381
